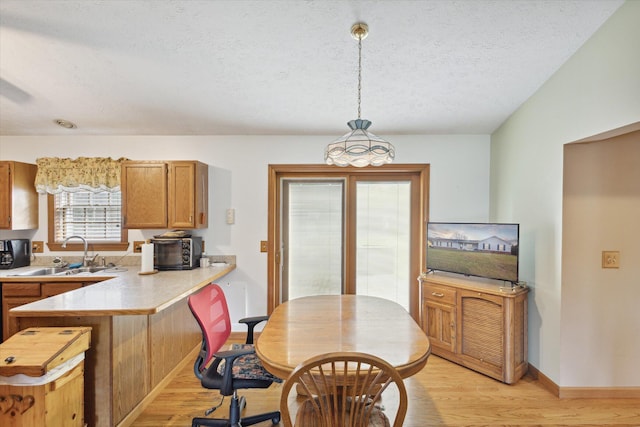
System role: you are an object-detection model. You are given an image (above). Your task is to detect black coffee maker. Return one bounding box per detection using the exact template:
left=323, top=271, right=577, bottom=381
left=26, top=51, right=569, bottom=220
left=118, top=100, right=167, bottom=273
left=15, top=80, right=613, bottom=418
left=0, top=239, right=31, bottom=269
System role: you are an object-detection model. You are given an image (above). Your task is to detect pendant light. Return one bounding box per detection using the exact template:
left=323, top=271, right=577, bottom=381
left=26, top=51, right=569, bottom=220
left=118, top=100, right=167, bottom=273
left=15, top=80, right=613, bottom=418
left=325, top=23, right=395, bottom=167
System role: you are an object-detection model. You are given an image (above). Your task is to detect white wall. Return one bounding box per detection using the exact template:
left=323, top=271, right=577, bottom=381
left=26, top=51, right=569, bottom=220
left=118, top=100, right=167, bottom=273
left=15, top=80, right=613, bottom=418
left=0, top=134, right=490, bottom=321
left=562, top=133, right=640, bottom=387
left=490, top=1, right=640, bottom=386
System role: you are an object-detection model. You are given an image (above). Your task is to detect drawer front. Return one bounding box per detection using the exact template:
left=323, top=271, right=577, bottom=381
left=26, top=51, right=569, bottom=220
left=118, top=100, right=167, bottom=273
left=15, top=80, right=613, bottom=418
left=423, top=283, right=456, bottom=305
left=42, top=282, right=83, bottom=297
left=2, top=282, right=41, bottom=297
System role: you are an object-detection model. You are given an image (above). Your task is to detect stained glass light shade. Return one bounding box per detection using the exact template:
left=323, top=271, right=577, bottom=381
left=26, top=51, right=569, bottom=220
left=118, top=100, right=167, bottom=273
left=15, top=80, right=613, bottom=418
left=325, top=119, right=395, bottom=167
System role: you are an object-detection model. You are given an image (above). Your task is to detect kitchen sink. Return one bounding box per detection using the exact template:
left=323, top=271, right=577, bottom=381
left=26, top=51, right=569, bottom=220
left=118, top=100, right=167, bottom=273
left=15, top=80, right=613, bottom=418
left=11, top=267, right=70, bottom=276
left=10, top=266, right=110, bottom=276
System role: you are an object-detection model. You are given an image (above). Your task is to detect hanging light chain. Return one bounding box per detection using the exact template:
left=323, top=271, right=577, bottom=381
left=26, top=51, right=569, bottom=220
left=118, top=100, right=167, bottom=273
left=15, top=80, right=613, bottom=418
left=357, top=34, right=362, bottom=120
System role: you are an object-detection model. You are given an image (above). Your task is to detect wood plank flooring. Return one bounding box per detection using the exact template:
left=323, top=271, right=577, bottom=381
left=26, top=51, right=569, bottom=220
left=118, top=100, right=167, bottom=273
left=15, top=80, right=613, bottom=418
left=132, top=346, right=640, bottom=426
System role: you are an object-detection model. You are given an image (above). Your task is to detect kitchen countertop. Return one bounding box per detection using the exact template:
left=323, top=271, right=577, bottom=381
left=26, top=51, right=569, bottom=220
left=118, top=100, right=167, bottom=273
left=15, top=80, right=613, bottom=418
left=0, top=264, right=235, bottom=317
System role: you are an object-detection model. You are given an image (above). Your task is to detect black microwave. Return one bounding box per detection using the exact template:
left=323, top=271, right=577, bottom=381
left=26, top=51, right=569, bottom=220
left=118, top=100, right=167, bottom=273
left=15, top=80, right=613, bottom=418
left=151, top=237, right=202, bottom=270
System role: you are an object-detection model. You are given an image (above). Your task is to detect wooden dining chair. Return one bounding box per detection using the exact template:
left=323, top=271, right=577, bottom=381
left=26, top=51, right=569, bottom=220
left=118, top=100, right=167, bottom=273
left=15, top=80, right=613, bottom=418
left=280, top=352, right=408, bottom=427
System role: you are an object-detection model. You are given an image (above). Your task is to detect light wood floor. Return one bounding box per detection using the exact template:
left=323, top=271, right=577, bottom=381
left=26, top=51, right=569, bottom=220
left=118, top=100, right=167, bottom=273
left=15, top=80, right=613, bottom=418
left=132, top=348, right=640, bottom=426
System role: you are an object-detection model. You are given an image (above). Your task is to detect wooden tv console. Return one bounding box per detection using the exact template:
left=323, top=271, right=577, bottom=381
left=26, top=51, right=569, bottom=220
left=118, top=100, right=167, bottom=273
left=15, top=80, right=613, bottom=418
left=419, top=272, right=528, bottom=384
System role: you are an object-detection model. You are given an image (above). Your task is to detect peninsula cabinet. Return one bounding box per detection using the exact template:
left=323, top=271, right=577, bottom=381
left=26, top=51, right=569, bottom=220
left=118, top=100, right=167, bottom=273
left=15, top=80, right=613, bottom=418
left=0, top=161, right=38, bottom=230
left=121, top=160, right=208, bottom=229
left=420, top=272, right=528, bottom=384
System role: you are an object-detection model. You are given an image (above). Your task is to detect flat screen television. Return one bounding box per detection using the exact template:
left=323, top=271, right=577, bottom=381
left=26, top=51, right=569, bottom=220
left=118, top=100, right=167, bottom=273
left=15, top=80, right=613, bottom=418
left=426, top=222, right=519, bottom=284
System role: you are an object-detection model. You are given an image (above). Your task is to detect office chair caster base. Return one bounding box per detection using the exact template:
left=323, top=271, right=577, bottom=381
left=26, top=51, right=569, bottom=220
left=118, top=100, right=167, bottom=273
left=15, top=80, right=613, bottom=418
left=191, top=411, right=280, bottom=426
left=191, top=392, right=280, bottom=427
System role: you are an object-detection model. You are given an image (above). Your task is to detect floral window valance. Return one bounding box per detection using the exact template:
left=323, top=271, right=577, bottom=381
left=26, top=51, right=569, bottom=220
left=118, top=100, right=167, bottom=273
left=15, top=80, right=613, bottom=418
left=35, top=157, right=129, bottom=194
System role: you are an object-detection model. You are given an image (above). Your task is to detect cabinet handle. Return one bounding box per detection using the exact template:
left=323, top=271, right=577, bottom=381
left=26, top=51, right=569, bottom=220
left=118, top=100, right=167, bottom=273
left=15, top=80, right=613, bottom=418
left=431, top=292, right=445, bottom=297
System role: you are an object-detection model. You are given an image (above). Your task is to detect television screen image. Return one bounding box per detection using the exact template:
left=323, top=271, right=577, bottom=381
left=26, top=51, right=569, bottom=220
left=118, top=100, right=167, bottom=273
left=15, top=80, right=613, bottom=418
left=427, top=222, right=519, bottom=283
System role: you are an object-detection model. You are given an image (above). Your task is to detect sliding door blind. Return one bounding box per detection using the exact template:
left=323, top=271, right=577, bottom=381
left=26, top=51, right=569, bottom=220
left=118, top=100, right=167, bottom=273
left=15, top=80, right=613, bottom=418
left=284, top=180, right=344, bottom=300
left=54, top=191, right=122, bottom=242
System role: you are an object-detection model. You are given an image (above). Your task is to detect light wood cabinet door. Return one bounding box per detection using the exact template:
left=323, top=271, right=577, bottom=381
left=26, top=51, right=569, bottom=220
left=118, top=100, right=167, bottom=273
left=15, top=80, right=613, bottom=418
left=168, top=161, right=208, bottom=229
left=0, top=162, right=10, bottom=228
left=458, top=290, right=505, bottom=379
left=2, top=282, right=42, bottom=340
left=121, top=162, right=168, bottom=228
left=422, top=283, right=456, bottom=353
left=423, top=299, right=456, bottom=353
left=3, top=297, right=41, bottom=340
left=0, top=161, right=38, bottom=230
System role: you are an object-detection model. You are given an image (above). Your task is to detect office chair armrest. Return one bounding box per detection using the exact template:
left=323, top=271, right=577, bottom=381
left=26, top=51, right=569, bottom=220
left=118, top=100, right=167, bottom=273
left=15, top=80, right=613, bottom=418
left=212, top=347, right=257, bottom=395
left=239, top=315, right=270, bottom=344
left=214, top=347, right=255, bottom=360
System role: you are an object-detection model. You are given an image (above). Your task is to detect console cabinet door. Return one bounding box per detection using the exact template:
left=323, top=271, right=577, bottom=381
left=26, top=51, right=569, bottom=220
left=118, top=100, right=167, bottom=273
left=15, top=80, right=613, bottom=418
left=457, top=290, right=505, bottom=380
left=422, top=283, right=457, bottom=354
left=423, top=299, right=456, bottom=353
left=122, top=162, right=168, bottom=228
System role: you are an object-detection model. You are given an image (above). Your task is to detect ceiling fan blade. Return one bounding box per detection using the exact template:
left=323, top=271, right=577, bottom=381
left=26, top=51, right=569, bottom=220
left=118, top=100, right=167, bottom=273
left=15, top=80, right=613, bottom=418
left=0, top=77, right=32, bottom=103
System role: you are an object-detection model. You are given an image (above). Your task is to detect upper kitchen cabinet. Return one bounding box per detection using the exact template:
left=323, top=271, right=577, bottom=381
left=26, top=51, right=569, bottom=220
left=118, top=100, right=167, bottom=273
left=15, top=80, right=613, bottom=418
left=121, top=161, right=208, bottom=229
left=121, top=161, right=168, bottom=228
left=168, top=161, right=208, bottom=229
left=0, top=161, right=39, bottom=230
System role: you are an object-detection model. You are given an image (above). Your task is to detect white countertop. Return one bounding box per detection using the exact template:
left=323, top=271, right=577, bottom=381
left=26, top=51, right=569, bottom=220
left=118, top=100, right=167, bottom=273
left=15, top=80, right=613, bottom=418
left=1, top=264, right=236, bottom=317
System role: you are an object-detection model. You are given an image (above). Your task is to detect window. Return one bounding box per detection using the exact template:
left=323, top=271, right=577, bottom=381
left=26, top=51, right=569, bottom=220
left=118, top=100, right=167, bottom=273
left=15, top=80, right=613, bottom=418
left=48, top=191, right=128, bottom=251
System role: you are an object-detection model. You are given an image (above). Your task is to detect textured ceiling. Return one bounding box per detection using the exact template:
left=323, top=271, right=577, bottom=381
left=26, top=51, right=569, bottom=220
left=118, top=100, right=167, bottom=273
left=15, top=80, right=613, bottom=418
left=0, top=0, right=624, bottom=136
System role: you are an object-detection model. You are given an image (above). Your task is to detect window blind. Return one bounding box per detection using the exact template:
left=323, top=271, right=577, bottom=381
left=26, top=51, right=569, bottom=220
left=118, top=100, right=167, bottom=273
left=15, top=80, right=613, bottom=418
left=54, top=191, right=122, bottom=242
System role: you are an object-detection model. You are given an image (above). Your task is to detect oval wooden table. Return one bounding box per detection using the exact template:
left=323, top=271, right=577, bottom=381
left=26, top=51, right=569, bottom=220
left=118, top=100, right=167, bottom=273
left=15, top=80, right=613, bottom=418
left=255, top=295, right=431, bottom=380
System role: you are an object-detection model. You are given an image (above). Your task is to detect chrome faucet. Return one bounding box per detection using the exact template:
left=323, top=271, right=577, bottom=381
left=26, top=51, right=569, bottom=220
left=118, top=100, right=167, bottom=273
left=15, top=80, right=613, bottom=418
left=61, top=235, right=91, bottom=267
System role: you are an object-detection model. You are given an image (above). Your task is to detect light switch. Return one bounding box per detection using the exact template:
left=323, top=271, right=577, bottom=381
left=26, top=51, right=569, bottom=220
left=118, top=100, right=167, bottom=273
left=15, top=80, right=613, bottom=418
left=226, top=208, right=235, bottom=224
left=32, top=241, right=44, bottom=253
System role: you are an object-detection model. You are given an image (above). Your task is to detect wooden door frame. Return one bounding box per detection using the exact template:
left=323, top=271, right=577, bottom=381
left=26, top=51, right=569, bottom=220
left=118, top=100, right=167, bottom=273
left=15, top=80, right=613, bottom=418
left=267, top=164, right=430, bottom=322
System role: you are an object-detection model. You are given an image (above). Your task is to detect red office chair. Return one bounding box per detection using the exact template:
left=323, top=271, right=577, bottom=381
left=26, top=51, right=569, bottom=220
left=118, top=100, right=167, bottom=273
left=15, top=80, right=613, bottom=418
left=188, top=283, right=281, bottom=427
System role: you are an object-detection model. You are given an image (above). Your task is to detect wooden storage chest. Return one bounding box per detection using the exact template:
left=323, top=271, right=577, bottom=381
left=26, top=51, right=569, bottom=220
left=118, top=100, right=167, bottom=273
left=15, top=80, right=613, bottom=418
left=0, top=327, right=90, bottom=426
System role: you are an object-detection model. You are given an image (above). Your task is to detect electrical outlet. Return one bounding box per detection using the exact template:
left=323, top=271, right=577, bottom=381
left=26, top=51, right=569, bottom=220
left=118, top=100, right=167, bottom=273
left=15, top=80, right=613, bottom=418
left=602, top=251, right=620, bottom=269
left=260, top=240, right=268, bottom=252
left=133, top=241, right=145, bottom=253
left=32, top=241, right=44, bottom=253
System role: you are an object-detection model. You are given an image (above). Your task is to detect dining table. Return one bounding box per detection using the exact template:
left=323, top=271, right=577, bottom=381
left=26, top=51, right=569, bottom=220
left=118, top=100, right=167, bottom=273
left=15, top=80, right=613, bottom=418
left=255, top=294, right=431, bottom=380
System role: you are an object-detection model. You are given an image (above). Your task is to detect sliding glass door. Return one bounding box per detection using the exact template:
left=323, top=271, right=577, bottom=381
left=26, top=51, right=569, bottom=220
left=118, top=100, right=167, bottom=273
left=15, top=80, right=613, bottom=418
left=355, top=180, right=411, bottom=309
left=267, top=164, right=429, bottom=320
left=282, top=179, right=411, bottom=308
left=268, top=165, right=428, bottom=319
